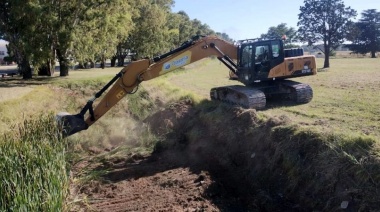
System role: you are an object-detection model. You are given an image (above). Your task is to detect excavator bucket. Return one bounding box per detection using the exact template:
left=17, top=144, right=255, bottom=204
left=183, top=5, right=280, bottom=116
left=56, top=112, right=88, bottom=137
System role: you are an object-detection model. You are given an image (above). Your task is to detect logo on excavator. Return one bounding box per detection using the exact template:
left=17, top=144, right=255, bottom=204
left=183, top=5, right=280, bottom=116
left=161, top=52, right=192, bottom=74
left=116, top=90, right=125, bottom=99
left=164, top=63, right=171, bottom=70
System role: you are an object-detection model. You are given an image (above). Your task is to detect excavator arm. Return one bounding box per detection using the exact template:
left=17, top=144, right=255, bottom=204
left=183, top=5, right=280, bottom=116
left=57, top=36, right=237, bottom=137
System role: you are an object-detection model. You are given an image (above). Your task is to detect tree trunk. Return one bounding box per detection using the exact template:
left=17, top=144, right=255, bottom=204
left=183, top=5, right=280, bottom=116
left=14, top=49, right=32, bottom=79
left=111, top=56, right=116, bottom=67
left=56, top=49, right=69, bottom=76
left=78, top=62, right=85, bottom=69
left=100, top=57, right=105, bottom=69
left=371, top=50, right=376, bottom=58
left=49, top=58, right=55, bottom=76
left=117, top=55, right=126, bottom=66
left=90, top=61, right=95, bottom=68
left=20, top=57, right=32, bottom=79
left=323, top=43, right=330, bottom=68
left=38, top=60, right=55, bottom=76
left=38, top=65, right=49, bottom=76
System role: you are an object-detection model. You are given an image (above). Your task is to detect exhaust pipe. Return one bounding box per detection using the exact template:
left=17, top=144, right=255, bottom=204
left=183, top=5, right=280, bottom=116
left=56, top=112, right=89, bottom=137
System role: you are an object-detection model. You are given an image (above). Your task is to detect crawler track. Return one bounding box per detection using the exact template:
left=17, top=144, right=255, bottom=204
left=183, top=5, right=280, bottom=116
left=280, top=80, right=313, bottom=103
left=210, top=85, right=266, bottom=109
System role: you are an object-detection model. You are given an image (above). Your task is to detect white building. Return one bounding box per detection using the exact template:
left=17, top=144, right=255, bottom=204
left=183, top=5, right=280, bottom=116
left=0, top=40, right=9, bottom=64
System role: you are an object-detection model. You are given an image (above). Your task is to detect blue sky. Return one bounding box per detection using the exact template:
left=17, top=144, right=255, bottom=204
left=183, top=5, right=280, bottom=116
left=172, top=0, right=380, bottom=40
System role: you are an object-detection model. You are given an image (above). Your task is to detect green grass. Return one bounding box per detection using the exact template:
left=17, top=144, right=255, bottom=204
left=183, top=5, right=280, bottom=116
left=0, top=68, right=122, bottom=211
left=0, top=115, right=69, bottom=211
left=167, top=57, right=380, bottom=140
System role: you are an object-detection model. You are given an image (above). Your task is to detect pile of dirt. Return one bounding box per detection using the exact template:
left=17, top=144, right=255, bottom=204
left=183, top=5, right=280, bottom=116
left=72, top=99, right=380, bottom=211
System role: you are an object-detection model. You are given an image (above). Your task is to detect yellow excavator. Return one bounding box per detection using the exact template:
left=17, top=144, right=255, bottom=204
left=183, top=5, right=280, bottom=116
left=58, top=35, right=316, bottom=137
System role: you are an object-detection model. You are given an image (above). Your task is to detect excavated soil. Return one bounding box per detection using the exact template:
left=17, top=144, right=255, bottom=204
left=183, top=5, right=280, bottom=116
left=71, top=100, right=380, bottom=211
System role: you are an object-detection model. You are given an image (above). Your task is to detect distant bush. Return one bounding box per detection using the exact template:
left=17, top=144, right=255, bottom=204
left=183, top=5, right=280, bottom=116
left=3, top=56, right=14, bottom=62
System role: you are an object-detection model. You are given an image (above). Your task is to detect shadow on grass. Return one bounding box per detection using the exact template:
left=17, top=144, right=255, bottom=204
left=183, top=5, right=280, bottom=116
left=0, top=76, right=60, bottom=87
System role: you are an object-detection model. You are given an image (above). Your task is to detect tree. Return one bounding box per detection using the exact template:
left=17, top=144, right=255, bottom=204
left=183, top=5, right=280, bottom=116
left=1, top=0, right=136, bottom=76
left=53, top=0, right=135, bottom=75
left=0, top=0, right=78, bottom=77
left=166, top=10, right=219, bottom=48
left=127, top=0, right=173, bottom=59
left=297, top=0, right=357, bottom=68
left=261, top=23, right=297, bottom=48
left=191, top=19, right=214, bottom=36
left=71, top=0, right=134, bottom=69
left=177, top=11, right=198, bottom=45
left=0, top=1, right=36, bottom=79
left=215, top=32, right=234, bottom=43
left=346, top=9, right=380, bottom=58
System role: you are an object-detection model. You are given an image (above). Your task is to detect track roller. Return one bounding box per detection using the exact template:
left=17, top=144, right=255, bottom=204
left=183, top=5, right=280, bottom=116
left=280, top=80, right=313, bottom=103
left=210, top=85, right=266, bottom=109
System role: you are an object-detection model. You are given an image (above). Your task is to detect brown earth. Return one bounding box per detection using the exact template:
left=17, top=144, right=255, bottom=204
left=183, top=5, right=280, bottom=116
left=71, top=153, right=247, bottom=211
left=70, top=100, right=380, bottom=212
left=70, top=100, right=260, bottom=211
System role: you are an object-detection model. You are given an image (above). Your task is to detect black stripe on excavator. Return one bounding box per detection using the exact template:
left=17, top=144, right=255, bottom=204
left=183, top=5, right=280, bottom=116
left=79, top=71, right=123, bottom=121
left=153, top=35, right=205, bottom=62
left=210, top=43, right=238, bottom=74
left=217, top=57, right=237, bottom=73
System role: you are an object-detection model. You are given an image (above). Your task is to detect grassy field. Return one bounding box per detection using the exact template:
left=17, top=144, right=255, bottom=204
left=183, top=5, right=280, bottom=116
left=165, top=57, right=380, bottom=140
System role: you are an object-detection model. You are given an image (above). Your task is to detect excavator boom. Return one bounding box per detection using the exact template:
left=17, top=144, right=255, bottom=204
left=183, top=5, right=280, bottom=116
left=57, top=36, right=238, bottom=137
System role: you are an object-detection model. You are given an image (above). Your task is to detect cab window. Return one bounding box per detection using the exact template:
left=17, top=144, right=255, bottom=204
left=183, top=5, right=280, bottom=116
left=255, top=45, right=269, bottom=63
left=241, top=45, right=253, bottom=68
left=271, top=41, right=280, bottom=58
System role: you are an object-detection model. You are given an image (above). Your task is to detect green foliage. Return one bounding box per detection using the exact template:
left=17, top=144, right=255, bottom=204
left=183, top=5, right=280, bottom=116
left=167, top=11, right=215, bottom=47
left=191, top=19, right=214, bottom=37
left=128, top=1, right=173, bottom=58
left=177, top=11, right=198, bottom=46
left=126, top=87, right=156, bottom=120
left=0, top=115, right=69, bottom=211
left=261, top=23, right=297, bottom=46
left=72, top=0, right=134, bottom=64
left=346, top=9, right=380, bottom=58
left=297, top=0, right=357, bottom=68
left=1, top=0, right=233, bottom=75
left=215, top=32, right=234, bottom=43
left=3, top=55, right=14, bottom=63
left=0, top=1, right=36, bottom=78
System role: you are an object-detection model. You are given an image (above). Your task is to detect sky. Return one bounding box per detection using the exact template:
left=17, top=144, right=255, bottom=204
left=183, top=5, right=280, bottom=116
left=171, top=0, right=380, bottom=40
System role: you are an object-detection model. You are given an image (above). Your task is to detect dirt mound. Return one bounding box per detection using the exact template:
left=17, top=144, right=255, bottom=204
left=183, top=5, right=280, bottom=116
left=72, top=100, right=380, bottom=211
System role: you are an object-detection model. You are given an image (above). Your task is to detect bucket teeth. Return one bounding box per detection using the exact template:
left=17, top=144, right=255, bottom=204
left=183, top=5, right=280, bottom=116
left=56, top=112, right=88, bottom=137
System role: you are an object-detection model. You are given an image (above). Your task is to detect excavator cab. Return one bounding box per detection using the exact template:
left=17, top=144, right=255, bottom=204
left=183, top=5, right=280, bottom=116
left=237, top=39, right=285, bottom=85
left=213, top=38, right=315, bottom=109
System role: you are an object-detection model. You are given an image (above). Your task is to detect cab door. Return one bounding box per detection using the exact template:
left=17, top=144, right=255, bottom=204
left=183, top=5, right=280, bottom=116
left=253, top=40, right=285, bottom=80
left=269, top=40, right=284, bottom=69
left=237, top=43, right=254, bottom=83
left=253, top=42, right=271, bottom=79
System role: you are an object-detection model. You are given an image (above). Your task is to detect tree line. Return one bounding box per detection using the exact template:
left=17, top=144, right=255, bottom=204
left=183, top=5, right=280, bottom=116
left=0, top=0, right=233, bottom=79
left=1, top=0, right=379, bottom=77
left=260, top=0, right=379, bottom=68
